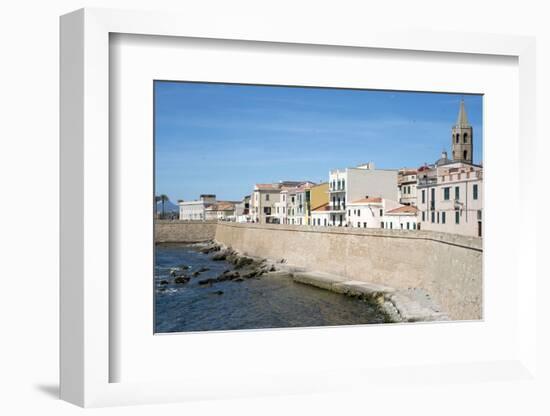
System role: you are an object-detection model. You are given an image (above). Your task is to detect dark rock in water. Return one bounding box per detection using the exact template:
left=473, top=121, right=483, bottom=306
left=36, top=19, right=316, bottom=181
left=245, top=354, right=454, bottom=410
left=198, top=278, right=216, bottom=286
left=217, top=270, right=240, bottom=281
left=234, top=256, right=254, bottom=269
left=160, top=280, right=169, bottom=285
left=212, top=250, right=228, bottom=261
left=178, top=264, right=191, bottom=270
left=233, top=278, right=244, bottom=282
left=241, top=269, right=259, bottom=279
left=199, top=242, right=222, bottom=254
left=174, top=276, right=190, bottom=284
left=192, top=271, right=200, bottom=277
left=209, top=290, right=224, bottom=296
left=198, top=266, right=210, bottom=273
left=169, top=270, right=177, bottom=277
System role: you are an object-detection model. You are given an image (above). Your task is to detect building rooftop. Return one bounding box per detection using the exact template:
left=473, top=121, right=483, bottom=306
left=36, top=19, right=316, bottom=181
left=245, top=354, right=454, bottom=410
left=349, top=197, right=383, bottom=204
left=386, top=205, right=418, bottom=215
left=312, top=202, right=330, bottom=212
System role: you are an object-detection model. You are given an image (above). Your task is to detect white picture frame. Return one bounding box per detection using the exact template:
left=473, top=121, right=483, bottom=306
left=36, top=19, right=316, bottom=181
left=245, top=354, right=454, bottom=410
left=60, top=7, right=538, bottom=408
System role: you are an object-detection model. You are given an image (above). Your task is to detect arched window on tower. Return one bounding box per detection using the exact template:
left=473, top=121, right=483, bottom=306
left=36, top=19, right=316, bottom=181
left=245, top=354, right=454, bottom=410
left=455, top=134, right=459, bottom=144
left=463, top=132, right=468, bottom=143
left=463, top=150, right=468, bottom=160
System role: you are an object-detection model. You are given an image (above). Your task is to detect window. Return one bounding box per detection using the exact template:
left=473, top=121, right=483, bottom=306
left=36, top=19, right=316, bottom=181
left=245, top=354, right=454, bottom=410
left=431, top=211, right=435, bottom=223
left=443, top=187, right=450, bottom=200
left=455, top=134, right=459, bottom=143
left=422, top=190, right=425, bottom=203
left=266, top=194, right=270, bottom=201
left=379, top=209, right=383, bottom=216
left=413, top=223, right=416, bottom=230
left=324, top=218, right=327, bottom=226
left=455, top=186, right=460, bottom=200
left=364, top=222, right=367, bottom=228
left=342, top=179, right=345, bottom=189
left=406, top=222, right=410, bottom=230
left=348, top=209, right=351, bottom=216
left=463, top=132, right=468, bottom=143
left=381, top=222, right=384, bottom=229
left=357, top=209, right=361, bottom=216
left=390, top=222, right=393, bottom=229
left=422, top=211, right=425, bottom=221
left=437, top=212, right=439, bottom=223
left=442, top=212, right=446, bottom=224
left=473, top=184, right=479, bottom=200
left=357, top=222, right=360, bottom=228
left=455, top=210, right=460, bottom=224
left=463, top=150, right=468, bottom=160
left=400, top=224, right=403, bottom=229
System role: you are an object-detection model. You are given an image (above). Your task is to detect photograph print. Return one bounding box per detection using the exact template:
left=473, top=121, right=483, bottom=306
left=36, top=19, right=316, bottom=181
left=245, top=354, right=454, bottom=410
left=154, top=81, right=483, bottom=333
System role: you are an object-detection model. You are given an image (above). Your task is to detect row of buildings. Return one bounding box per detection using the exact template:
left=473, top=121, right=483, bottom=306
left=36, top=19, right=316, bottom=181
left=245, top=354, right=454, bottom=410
left=178, top=100, right=483, bottom=237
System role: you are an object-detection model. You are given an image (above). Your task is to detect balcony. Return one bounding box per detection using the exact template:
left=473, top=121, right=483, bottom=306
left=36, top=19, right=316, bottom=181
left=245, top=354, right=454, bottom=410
left=328, top=205, right=345, bottom=212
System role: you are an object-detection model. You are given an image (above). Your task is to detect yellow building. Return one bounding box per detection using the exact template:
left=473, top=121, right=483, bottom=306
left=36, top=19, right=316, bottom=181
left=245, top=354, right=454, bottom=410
left=305, top=182, right=329, bottom=225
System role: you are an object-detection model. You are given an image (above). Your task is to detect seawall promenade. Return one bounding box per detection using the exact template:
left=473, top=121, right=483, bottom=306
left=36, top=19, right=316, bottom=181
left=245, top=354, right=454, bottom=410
left=214, top=222, right=482, bottom=321
left=154, top=220, right=482, bottom=321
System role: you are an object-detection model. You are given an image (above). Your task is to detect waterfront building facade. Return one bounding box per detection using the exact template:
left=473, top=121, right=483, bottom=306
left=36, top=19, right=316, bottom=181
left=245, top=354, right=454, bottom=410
left=416, top=101, right=483, bottom=237
left=235, top=195, right=251, bottom=222
left=205, top=201, right=237, bottom=220
left=382, top=205, right=418, bottom=230
left=417, top=160, right=483, bottom=236
left=398, top=168, right=418, bottom=206
left=178, top=194, right=216, bottom=220
left=328, top=162, right=398, bottom=226
left=250, top=181, right=309, bottom=224
left=346, top=197, right=402, bottom=228
left=306, top=182, right=329, bottom=225
left=311, top=202, right=331, bottom=226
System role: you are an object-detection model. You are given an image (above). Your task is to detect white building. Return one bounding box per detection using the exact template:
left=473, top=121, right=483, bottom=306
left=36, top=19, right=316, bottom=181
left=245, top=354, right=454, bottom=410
left=346, top=197, right=401, bottom=228
left=311, top=202, right=331, bottom=227
left=235, top=195, right=251, bottom=223
left=328, top=162, right=398, bottom=226
left=382, top=205, right=418, bottom=230
left=178, top=194, right=216, bottom=221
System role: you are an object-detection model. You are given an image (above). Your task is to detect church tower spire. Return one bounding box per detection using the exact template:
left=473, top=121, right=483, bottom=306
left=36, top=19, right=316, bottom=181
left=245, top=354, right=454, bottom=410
left=451, top=99, right=473, bottom=163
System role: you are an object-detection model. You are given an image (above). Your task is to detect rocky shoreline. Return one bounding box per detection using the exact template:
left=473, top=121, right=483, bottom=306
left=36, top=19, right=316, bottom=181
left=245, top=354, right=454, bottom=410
left=161, top=240, right=448, bottom=323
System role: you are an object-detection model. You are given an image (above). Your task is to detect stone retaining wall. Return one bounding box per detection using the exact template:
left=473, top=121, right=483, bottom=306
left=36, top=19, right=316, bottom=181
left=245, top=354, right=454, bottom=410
left=155, top=220, right=217, bottom=243
left=214, top=223, right=482, bottom=321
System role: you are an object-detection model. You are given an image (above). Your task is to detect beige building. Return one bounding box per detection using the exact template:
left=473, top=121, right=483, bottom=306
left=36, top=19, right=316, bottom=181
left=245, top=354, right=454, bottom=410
left=204, top=201, right=237, bottom=221
left=398, top=168, right=418, bottom=206
left=250, top=181, right=307, bottom=224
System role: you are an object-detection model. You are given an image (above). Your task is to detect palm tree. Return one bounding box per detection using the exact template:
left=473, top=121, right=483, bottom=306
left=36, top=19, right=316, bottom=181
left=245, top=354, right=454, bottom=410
left=160, top=194, right=169, bottom=219
left=155, top=195, right=161, bottom=218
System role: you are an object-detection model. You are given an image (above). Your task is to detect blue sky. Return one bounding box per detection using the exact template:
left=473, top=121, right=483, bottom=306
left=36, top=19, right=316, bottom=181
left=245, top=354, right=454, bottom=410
left=155, top=81, right=482, bottom=202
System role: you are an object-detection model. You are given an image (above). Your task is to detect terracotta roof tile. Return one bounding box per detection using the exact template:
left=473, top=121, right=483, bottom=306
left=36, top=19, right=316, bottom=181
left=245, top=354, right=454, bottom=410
left=350, top=197, right=383, bottom=204
left=386, top=205, right=418, bottom=214
left=312, top=202, right=330, bottom=212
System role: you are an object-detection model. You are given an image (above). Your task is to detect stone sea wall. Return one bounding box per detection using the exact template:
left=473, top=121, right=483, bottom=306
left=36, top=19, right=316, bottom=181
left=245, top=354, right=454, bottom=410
left=214, top=223, right=483, bottom=321
left=155, top=220, right=217, bottom=243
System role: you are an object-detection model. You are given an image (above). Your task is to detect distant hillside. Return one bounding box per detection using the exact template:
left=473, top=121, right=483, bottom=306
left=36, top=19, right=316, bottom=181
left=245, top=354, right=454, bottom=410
left=156, top=199, right=178, bottom=213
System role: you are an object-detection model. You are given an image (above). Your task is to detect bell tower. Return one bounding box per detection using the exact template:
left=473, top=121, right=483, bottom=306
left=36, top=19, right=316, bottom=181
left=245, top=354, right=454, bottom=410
left=451, top=99, right=473, bottom=163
